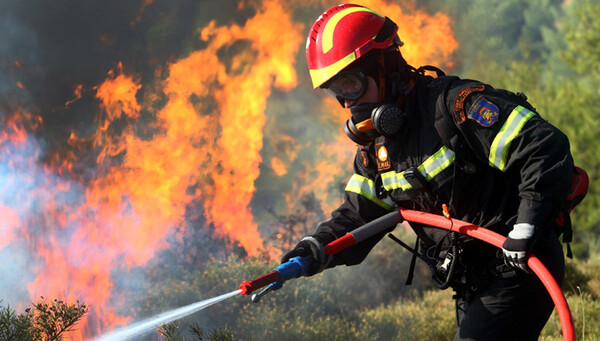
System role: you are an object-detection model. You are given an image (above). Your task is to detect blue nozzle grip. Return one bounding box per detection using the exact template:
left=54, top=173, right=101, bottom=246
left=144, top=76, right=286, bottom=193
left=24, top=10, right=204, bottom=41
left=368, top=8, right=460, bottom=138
left=266, top=257, right=310, bottom=292
left=275, top=256, right=310, bottom=282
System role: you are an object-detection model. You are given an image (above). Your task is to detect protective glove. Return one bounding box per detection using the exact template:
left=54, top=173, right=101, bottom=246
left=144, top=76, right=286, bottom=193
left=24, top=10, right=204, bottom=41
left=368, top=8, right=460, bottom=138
left=502, top=223, right=536, bottom=273
left=281, top=236, right=332, bottom=276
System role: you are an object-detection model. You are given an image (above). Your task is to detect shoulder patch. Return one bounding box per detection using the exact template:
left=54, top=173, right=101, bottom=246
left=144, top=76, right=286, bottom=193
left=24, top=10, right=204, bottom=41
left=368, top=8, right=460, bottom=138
left=467, top=96, right=499, bottom=127
left=454, top=84, right=486, bottom=124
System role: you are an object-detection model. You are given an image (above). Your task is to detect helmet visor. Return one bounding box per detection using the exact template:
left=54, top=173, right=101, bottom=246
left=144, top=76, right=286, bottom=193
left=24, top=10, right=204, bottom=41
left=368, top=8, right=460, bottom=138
left=322, top=69, right=367, bottom=102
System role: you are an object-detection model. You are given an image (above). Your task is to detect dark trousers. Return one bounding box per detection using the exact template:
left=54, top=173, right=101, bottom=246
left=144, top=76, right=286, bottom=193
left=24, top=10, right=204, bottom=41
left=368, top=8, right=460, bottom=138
left=453, top=231, right=565, bottom=341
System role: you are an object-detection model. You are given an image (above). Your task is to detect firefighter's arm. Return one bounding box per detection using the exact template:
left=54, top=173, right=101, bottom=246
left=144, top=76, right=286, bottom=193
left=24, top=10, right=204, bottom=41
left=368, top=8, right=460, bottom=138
left=495, top=112, right=572, bottom=271
left=281, top=149, right=395, bottom=275
left=448, top=87, right=573, bottom=225
left=315, top=181, right=396, bottom=268
left=495, top=113, right=573, bottom=226
left=449, top=88, right=573, bottom=270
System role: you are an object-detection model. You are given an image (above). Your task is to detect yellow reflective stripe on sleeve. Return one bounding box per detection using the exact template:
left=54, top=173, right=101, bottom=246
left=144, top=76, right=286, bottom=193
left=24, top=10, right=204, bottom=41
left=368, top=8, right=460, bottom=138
left=380, top=146, right=455, bottom=191
left=345, top=174, right=395, bottom=211
left=381, top=171, right=411, bottom=191
left=417, top=146, right=456, bottom=181
left=488, top=105, right=536, bottom=171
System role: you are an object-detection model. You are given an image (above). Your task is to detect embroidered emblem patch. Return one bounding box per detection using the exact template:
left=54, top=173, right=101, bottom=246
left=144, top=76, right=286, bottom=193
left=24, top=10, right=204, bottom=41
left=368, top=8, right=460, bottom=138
left=467, top=96, right=499, bottom=127
left=375, top=142, right=391, bottom=171
left=454, top=84, right=485, bottom=124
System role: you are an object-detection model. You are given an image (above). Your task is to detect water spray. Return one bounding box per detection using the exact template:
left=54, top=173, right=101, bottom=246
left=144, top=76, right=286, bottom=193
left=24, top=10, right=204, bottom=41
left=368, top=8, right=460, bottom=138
left=92, top=290, right=241, bottom=341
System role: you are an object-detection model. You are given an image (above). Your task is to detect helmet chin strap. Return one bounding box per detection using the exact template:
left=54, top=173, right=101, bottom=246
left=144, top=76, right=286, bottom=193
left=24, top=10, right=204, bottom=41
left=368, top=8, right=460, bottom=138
left=377, top=50, right=387, bottom=103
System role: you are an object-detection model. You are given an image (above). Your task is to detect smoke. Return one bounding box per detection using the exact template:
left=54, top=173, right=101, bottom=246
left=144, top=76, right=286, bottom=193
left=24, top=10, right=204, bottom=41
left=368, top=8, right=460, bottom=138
left=0, top=127, right=41, bottom=307
left=0, top=0, right=40, bottom=296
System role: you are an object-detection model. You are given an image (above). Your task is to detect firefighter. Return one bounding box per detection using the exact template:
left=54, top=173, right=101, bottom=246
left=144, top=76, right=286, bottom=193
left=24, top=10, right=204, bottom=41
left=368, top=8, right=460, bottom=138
left=282, top=4, right=575, bottom=340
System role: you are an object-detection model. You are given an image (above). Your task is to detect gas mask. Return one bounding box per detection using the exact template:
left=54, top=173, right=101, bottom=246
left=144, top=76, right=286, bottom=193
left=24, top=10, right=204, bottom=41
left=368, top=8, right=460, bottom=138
left=344, top=102, right=409, bottom=145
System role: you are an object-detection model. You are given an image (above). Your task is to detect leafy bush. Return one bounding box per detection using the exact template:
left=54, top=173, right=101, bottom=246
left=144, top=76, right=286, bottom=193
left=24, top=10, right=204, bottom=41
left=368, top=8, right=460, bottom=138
left=0, top=298, right=87, bottom=341
left=0, top=303, right=34, bottom=341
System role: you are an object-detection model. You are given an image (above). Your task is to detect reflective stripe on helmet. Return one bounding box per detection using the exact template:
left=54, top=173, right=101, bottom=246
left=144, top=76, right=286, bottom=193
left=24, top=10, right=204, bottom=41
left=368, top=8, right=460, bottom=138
left=345, top=174, right=395, bottom=210
left=322, top=7, right=382, bottom=54
left=488, top=105, right=536, bottom=171
left=380, top=146, right=456, bottom=191
left=306, top=4, right=398, bottom=89
left=309, top=37, right=396, bottom=89
left=309, top=51, right=357, bottom=89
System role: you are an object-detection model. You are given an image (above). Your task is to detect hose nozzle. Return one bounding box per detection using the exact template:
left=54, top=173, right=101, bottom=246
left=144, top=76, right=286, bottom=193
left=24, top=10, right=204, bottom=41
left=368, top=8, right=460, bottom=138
left=239, top=257, right=309, bottom=297
left=250, top=281, right=277, bottom=303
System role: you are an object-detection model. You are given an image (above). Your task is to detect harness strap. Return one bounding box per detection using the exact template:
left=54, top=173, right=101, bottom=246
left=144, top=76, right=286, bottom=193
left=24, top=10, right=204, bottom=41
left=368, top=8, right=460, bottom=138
left=387, top=234, right=423, bottom=285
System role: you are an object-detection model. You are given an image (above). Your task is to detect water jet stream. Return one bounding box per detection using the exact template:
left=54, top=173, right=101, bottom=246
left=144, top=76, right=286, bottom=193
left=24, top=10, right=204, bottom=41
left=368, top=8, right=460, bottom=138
left=92, top=289, right=242, bottom=341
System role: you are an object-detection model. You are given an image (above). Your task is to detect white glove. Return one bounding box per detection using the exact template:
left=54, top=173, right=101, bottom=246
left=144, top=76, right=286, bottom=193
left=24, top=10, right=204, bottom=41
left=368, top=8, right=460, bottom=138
left=502, top=223, right=536, bottom=273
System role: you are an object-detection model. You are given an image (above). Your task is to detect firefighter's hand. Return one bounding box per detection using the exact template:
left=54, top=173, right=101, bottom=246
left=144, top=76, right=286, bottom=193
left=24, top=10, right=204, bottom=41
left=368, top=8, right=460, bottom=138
left=281, top=236, right=332, bottom=276
left=502, top=223, right=536, bottom=273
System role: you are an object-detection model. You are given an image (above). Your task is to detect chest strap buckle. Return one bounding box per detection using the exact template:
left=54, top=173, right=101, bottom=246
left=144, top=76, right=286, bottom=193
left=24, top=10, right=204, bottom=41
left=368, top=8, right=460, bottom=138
left=404, top=167, right=428, bottom=190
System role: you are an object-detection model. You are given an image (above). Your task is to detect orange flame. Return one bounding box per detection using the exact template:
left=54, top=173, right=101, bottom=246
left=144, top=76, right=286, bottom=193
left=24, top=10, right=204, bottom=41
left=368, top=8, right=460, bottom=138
left=271, top=157, right=288, bottom=176
left=65, top=2, right=302, bottom=336
left=65, top=84, right=83, bottom=107
left=176, top=0, right=303, bottom=255
left=36, top=0, right=302, bottom=337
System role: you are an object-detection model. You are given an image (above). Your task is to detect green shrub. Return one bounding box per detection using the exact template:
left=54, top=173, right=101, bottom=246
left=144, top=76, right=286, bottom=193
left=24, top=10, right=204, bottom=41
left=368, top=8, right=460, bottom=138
left=0, top=298, right=87, bottom=341
left=0, top=303, right=35, bottom=341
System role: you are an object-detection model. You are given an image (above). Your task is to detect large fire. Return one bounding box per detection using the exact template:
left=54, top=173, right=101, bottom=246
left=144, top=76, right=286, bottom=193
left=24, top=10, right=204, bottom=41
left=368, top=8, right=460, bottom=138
left=0, top=0, right=456, bottom=339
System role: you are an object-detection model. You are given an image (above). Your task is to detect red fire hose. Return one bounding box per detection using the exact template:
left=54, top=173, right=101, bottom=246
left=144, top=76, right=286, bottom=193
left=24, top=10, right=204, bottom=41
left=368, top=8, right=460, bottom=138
left=240, top=208, right=575, bottom=340
left=398, top=208, right=575, bottom=341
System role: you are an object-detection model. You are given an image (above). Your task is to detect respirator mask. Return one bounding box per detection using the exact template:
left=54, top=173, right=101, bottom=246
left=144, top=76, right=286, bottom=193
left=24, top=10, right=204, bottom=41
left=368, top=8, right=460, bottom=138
left=344, top=102, right=408, bottom=145
left=322, top=68, right=409, bottom=145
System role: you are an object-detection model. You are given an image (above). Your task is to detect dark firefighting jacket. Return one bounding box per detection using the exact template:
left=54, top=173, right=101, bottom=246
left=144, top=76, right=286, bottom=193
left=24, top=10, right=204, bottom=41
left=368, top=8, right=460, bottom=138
left=312, top=73, right=574, bottom=272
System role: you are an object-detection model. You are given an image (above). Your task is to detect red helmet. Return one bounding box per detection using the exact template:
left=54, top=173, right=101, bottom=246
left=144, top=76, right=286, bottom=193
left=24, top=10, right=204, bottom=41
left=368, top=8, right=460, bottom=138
left=306, top=4, right=399, bottom=89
